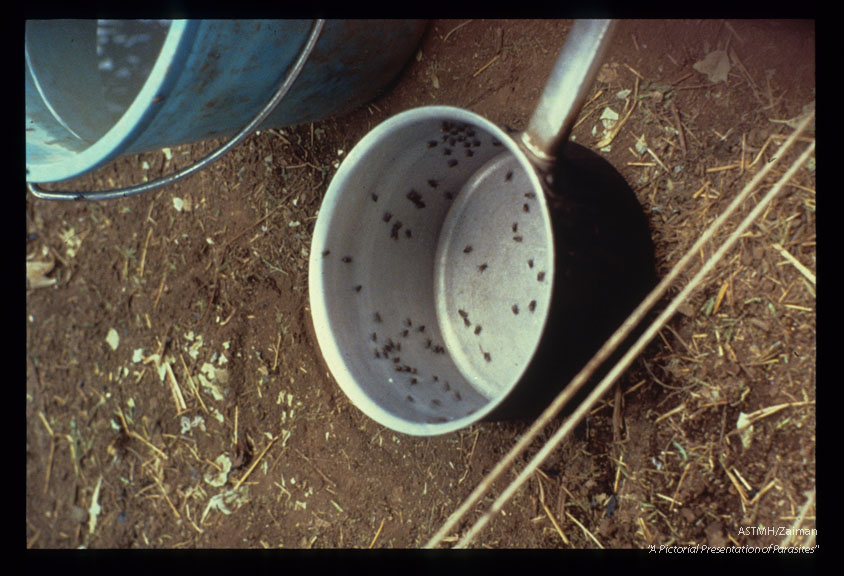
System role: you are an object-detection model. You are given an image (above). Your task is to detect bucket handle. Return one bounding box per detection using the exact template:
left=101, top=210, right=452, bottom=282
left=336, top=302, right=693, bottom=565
left=27, top=19, right=326, bottom=202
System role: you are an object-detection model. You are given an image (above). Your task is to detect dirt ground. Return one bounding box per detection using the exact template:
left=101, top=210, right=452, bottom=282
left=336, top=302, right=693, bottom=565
left=26, top=19, right=816, bottom=551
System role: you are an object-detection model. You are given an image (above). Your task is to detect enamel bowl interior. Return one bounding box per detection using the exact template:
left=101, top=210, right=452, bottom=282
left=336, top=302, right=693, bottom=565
left=309, top=106, right=555, bottom=435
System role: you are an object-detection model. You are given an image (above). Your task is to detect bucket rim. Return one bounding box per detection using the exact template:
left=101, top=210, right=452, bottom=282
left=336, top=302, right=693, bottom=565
left=25, top=20, right=193, bottom=183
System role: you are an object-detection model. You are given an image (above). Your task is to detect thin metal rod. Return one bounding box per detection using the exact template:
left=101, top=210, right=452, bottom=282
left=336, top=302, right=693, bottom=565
left=424, top=111, right=815, bottom=549
left=27, top=19, right=325, bottom=201
left=454, top=138, right=815, bottom=548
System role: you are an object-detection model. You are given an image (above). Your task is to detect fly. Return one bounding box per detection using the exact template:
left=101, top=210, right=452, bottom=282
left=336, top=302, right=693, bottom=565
left=341, top=256, right=353, bottom=263
left=391, top=221, right=403, bottom=240
left=458, top=309, right=470, bottom=326
left=406, top=189, right=426, bottom=209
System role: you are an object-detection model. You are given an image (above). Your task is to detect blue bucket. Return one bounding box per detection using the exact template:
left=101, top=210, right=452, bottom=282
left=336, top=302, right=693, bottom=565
left=25, top=19, right=427, bottom=185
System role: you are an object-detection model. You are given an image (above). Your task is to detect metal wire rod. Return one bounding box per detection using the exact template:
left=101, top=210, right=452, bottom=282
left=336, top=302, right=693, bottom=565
left=425, top=111, right=815, bottom=549
left=453, top=138, right=815, bottom=548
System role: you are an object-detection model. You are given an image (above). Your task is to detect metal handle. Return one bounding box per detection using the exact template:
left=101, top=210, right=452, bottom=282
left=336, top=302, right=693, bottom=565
left=27, top=19, right=325, bottom=201
left=520, top=19, right=616, bottom=168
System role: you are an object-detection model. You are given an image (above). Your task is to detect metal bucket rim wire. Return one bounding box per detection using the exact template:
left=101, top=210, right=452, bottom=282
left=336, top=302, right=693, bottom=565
left=26, top=19, right=326, bottom=201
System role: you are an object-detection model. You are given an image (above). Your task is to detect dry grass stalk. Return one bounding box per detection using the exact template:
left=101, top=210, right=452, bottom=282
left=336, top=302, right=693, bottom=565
left=782, top=487, right=816, bottom=547
left=733, top=401, right=815, bottom=433
left=772, top=243, right=815, bottom=285
left=152, top=472, right=181, bottom=520
left=719, top=457, right=749, bottom=507
left=164, top=362, right=188, bottom=414
left=565, top=511, right=604, bottom=549
left=117, top=406, right=168, bottom=461
left=458, top=429, right=480, bottom=485
left=233, top=433, right=280, bottom=490
left=426, top=115, right=815, bottom=550
left=43, top=437, right=56, bottom=495
left=472, top=54, right=500, bottom=78
left=444, top=20, right=473, bottom=42
left=153, top=272, right=167, bottom=312
left=671, top=102, right=687, bottom=157
left=748, top=479, right=778, bottom=507
left=654, top=403, right=687, bottom=424
left=38, top=411, right=54, bottom=437
left=233, top=405, right=239, bottom=447
left=670, top=462, right=691, bottom=513
left=179, top=354, right=209, bottom=414
left=138, top=226, right=153, bottom=278
left=712, top=280, right=730, bottom=316
left=612, top=383, right=624, bottom=442
left=638, top=517, right=652, bottom=543
left=368, top=518, right=386, bottom=548
left=272, top=333, right=282, bottom=372
left=535, top=475, right=569, bottom=545
left=294, top=448, right=336, bottom=488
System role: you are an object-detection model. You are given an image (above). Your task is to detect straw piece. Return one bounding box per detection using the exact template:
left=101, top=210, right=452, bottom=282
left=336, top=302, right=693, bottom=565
left=472, top=54, right=500, bottom=78
left=368, top=518, right=386, bottom=548
left=772, top=243, right=815, bottom=285
left=117, top=406, right=168, bottom=460
left=164, top=362, right=187, bottom=413
left=233, top=433, right=280, bottom=490
left=565, top=511, right=604, bottom=549
left=782, top=487, right=816, bottom=547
